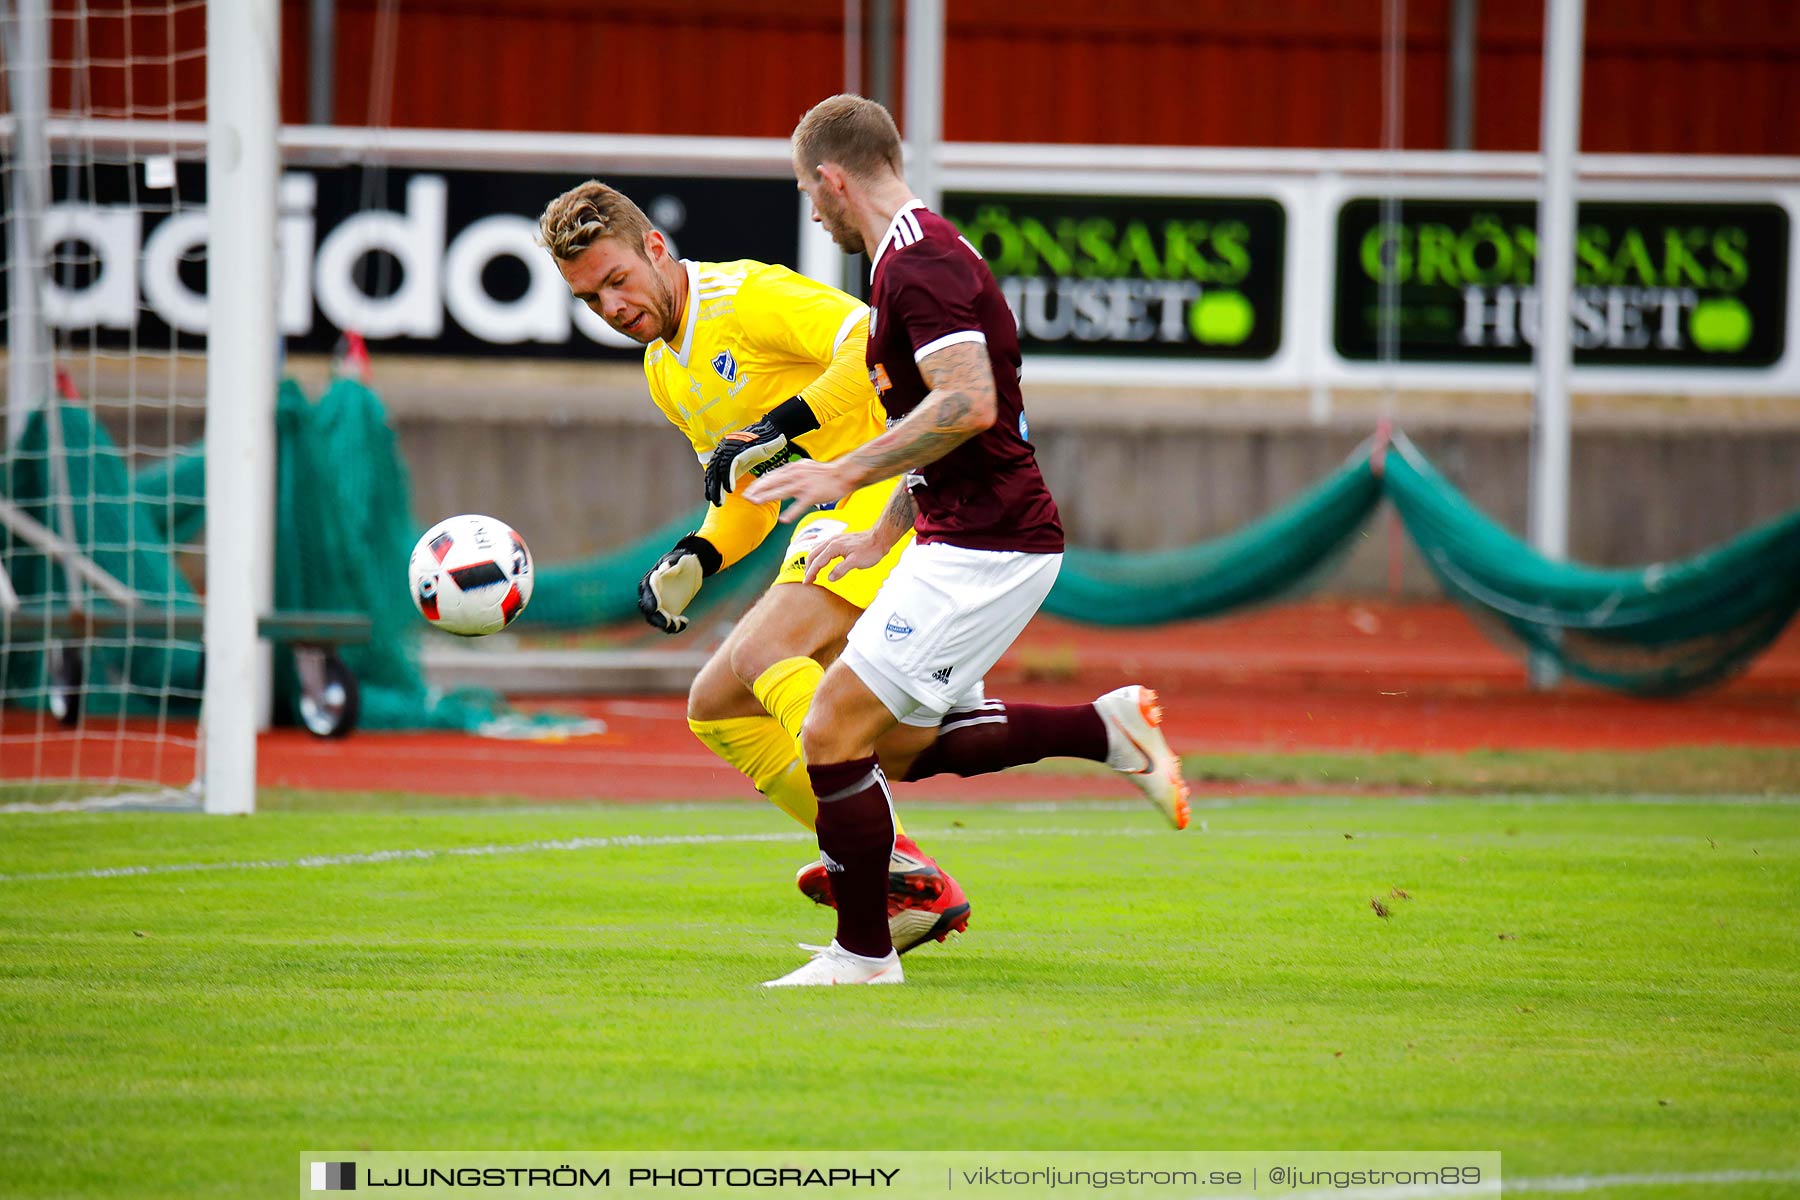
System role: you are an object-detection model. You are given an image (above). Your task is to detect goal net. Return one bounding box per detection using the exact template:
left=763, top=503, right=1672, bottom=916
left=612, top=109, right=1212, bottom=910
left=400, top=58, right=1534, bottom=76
left=1, top=0, right=235, bottom=808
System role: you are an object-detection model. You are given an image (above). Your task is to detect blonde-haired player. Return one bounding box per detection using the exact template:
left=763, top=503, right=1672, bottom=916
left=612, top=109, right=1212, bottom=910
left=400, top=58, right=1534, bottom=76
left=538, top=181, right=1189, bottom=955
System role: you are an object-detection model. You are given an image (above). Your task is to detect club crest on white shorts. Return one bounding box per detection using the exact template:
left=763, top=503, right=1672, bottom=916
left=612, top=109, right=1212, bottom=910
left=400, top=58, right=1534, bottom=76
left=842, top=542, right=1064, bottom=728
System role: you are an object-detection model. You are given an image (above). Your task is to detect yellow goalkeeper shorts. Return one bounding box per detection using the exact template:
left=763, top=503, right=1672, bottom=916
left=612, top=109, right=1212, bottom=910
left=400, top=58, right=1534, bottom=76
left=772, top=476, right=914, bottom=611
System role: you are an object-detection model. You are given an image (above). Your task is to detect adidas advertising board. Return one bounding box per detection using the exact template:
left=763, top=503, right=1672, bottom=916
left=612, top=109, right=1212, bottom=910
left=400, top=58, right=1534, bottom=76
left=0, top=159, right=798, bottom=360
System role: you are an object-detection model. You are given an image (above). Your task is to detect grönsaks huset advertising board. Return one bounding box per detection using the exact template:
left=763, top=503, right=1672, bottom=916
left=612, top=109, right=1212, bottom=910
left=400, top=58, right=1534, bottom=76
left=942, top=192, right=1286, bottom=361
left=1335, top=197, right=1788, bottom=368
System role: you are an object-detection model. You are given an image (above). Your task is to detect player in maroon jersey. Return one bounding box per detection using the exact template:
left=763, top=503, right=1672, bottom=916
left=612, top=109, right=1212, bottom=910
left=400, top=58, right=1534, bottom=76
left=744, top=95, right=1190, bottom=987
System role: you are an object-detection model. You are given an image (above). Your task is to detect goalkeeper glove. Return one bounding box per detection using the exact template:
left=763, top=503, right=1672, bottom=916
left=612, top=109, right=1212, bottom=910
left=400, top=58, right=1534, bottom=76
left=704, top=396, right=820, bottom=506
left=637, top=534, right=722, bottom=635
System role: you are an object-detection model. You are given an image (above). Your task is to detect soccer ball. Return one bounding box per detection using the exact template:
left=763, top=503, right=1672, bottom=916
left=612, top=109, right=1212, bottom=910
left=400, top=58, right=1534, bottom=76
left=408, top=514, right=534, bottom=636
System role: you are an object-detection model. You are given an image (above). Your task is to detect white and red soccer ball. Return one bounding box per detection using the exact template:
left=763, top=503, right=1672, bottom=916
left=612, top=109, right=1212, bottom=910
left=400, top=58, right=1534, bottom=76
left=408, top=514, right=534, bottom=636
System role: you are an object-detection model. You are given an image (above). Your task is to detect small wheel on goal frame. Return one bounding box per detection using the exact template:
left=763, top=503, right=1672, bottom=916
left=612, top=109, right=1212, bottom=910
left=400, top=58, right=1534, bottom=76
left=46, top=643, right=83, bottom=728
left=292, top=644, right=360, bottom=739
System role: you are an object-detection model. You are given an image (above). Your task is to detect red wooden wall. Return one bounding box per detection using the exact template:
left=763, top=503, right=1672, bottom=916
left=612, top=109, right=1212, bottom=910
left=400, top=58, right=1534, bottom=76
left=941, top=0, right=1800, bottom=153
left=44, top=2, right=209, bottom=120
left=37, top=1, right=1800, bottom=155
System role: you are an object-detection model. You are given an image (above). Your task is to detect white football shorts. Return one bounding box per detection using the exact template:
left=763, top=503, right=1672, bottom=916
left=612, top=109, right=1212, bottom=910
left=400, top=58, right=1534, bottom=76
left=840, top=540, right=1063, bottom=727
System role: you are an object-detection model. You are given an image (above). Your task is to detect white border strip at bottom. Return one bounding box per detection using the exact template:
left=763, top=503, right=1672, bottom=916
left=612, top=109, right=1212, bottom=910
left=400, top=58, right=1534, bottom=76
left=1211, top=1170, right=1800, bottom=1199
left=1507, top=1169, right=1800, bottom=1193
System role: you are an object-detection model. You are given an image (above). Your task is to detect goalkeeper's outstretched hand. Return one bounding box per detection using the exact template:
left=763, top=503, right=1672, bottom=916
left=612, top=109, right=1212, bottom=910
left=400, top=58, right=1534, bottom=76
left=703, top=396, right=819, bottom=506
left=704, top=417, right=791, bottom=506
left=637, top=535, right=720, bottom=634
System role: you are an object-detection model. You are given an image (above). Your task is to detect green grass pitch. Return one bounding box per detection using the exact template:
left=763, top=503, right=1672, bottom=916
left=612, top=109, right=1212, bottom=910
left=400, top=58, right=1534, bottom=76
left=2, top=794, right=1797, bottom=1198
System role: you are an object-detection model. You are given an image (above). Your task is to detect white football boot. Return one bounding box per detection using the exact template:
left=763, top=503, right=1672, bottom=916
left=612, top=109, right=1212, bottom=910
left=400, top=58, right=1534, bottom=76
left=762, top=940, right=905, bottom=988
left=1093, top=685, right=1191, bottom=829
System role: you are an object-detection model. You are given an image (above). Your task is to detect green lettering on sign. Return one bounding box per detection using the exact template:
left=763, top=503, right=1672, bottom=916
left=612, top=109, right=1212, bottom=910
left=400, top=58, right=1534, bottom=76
left=1332, top=197, right=1787, bottom=368
left=1711, top=228, right=1749, bottom=289
left=1661, top=228, right=1709, bottom=287
left=1210, top=221, right=1252, bottom=285
left=945, top=191, right=1285, bottom=360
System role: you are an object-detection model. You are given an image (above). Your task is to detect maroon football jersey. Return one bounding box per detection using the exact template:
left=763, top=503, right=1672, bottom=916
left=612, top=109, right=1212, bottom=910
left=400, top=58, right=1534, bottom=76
left=866, top=202, right=1064, bottom=554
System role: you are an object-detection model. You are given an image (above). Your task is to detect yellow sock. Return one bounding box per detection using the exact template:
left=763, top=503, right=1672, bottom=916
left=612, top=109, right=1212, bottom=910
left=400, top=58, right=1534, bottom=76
left=687, top=714, right=817, bottom=830
left=751, top=655, right=822, bottom=747
left=750, top=655, right=905, bottom=837
left=758, top=759, right=817, bottom=832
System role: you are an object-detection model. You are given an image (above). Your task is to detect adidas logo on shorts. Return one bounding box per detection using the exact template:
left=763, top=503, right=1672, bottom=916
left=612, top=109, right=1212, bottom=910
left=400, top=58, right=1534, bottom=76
left=930, top=666, right=953, bottom=685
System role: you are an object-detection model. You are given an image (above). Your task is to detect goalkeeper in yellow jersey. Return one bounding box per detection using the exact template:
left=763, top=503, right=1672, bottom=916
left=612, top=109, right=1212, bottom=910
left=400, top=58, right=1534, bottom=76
left=537, top=181, right=1190, bottom=954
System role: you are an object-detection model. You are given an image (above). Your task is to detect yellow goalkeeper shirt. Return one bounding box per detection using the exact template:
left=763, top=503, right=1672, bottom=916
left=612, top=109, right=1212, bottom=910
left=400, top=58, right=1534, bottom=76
left=645, top=259, right=883, bottom=569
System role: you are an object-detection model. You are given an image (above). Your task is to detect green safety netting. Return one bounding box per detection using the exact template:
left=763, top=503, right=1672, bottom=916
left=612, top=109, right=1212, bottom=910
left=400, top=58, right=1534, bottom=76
left=1382, top=431, right=1800, bottom=695
left=11, top=382, right=1797, bottom=720
left=1043, top=446, right=1383, bottom=625
left=133, top=440, right=207, bottom=547
left=0, top=383, right=582, bottom=732
left=1, top=405, right=204, bottom=714
left=523, top=447, right=1379, bottom=635
left=273, top=377, right=591, bottom=733
left=276, top=377, right=457, bottom=730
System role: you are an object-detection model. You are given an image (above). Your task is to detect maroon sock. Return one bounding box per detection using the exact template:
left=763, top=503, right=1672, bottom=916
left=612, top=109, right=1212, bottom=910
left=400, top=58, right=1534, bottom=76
left=903, top=700, right=1110, bottom=782
left=809, top=755, right=896, bottom=958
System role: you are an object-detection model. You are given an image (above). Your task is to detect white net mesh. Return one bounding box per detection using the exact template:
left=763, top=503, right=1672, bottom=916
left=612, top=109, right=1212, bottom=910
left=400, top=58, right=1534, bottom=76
left=1, top=1, right=210, bottom=806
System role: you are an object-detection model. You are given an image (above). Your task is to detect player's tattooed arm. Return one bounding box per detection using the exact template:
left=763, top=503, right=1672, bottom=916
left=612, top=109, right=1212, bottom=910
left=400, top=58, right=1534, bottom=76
left=742, top=343, right=994, bottom=521
left=874, top=480, right=919, bottom=545
left=839, top=341, right=997, bottom=486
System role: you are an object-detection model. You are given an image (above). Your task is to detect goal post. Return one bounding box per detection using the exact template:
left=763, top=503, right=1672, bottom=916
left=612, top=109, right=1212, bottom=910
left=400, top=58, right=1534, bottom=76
left=201, top=0, right=278, bottom=814
left=0, top=0, right=279, bottom=811
left=3, top=0, right=51, bottom=448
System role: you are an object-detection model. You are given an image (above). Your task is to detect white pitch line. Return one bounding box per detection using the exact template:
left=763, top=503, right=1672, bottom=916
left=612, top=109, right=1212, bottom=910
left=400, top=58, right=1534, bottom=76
left=0, top=790, right=201, bottom=815
left=0, top=825, right=1174, bottom=884
left=0, top=830, right=809, bottom=883
left=3, top=811, right=1792, bottom=885
left=267, top=742, right=725, bottom=768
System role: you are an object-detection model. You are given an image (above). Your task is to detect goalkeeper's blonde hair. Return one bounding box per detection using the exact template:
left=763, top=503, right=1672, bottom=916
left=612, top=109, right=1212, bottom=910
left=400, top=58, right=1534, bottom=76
left=537, top=180, right=655, bottom=262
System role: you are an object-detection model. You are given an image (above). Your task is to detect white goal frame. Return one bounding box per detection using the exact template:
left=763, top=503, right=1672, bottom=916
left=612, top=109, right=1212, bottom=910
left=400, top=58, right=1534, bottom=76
left=1, top=1, right=278, bottom=813
left=201, top=0, right=278, bottom=814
